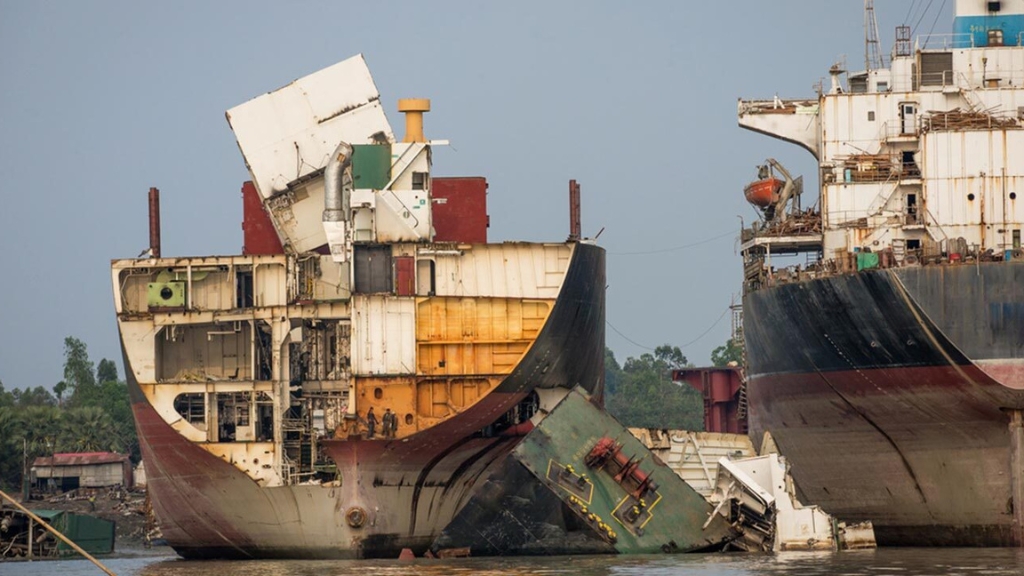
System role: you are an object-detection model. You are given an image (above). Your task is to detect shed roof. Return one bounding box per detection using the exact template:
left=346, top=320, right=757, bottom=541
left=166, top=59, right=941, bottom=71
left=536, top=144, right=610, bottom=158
left=32, top=452, right=130, bottom=467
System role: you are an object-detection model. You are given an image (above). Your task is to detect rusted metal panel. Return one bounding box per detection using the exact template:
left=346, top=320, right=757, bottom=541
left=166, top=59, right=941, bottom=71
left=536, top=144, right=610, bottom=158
left=241, top=181, right=284, bottom=255
left=395, top=256, right=415, bottom=296
left=32, top=453, right=133, bottom=489
left=431, top=177, right=488, bottom=243
left=148, top=187, right=161, bottom=258
left=431, top=244, right=571, bottom=299
left=673, top=367, right=747, bottom=434
left=353, top=245, right=393, bottom=294
left=415, top=297, right=552, bottom=376
left=568, top=179, right=581, bottom=241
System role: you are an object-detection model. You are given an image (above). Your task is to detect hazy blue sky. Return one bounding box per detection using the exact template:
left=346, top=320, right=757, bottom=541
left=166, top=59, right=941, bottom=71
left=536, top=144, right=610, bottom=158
left=0, top=1, right=954, bottom=390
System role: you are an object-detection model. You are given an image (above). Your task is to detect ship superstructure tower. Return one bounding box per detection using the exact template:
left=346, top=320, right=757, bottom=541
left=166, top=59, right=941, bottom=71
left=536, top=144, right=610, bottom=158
left=737, top=1, right=1024, bottom=546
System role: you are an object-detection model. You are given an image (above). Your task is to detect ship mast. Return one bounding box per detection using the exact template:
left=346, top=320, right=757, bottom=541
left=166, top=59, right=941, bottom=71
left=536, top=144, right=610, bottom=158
left=864, top=0, right=884, bottom=71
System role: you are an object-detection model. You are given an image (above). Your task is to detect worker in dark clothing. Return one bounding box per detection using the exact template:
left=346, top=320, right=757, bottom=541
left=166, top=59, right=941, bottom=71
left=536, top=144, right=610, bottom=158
left=366, top=407, right=378, bottom=439
left=382, top=408, right=394, bottom=439
left=389, top=410, right=399, bottom=438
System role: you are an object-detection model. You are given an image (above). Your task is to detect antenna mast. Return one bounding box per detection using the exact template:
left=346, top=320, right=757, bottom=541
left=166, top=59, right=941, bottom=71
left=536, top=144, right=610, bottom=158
left=864, top=0, right=884, bottom=71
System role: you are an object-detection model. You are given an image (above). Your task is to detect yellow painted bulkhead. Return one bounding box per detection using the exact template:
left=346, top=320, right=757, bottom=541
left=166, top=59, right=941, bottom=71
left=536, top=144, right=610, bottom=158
left=351, top=295, right=553, bottom=438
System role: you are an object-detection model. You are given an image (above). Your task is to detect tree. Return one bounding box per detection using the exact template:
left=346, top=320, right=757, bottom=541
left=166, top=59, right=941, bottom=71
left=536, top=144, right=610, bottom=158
left=60, top=407, right=122, bottom=453
left=0, top=379, right=11, bottom=409
left=12, top=386, right=57, bottom=408
left=96, top=359, right=119, bottom=384
left=605, top=344, right=704, bottom=431
left=711, top=338, right=744, bottom=367
left=0, top=407, right=18, bottom=491
left=54, top=380, right=68, bottom=406
left=63, top=336, right=96, bottom=406
left=0, top=338, right=140, bottom=491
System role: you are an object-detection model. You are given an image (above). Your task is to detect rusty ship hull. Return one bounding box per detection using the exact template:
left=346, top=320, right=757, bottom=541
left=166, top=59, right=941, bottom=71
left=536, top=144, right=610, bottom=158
left=125, top=243, right=606, bottom=559
left=111, top=55, right=617, bottom=559
left=744, top=262, right=1024, bottom=546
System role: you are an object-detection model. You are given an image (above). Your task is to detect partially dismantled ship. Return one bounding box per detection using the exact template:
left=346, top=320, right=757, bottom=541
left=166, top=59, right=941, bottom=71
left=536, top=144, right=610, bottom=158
left=111, top=55, right=608, bottom=558
left=739, top=0, right=1024, bottom=546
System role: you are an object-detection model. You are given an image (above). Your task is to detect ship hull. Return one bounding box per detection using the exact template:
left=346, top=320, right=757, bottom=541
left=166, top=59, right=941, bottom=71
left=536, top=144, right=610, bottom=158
left=125, top=243, right=605, bottom=559
left=744, top=261, right=1024, bottom=546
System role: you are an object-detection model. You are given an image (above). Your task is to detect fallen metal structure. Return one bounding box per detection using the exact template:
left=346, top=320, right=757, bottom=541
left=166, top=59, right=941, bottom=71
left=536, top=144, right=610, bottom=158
left=432, top=389, right=740, bottom=555
left=630, top=428, right=876, bottom=552
left=707, top=453, right=876, bottom=552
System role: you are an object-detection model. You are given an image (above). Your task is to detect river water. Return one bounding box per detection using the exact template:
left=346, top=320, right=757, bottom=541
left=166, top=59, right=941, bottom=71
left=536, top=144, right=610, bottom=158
left=4, top=548, right=1024, bottom=576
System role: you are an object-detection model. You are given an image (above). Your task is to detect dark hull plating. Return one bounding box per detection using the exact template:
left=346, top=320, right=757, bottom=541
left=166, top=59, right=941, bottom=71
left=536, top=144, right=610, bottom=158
left=124, top=243, right=605, bottom=559
left=744, top=261, right=1024, bottom=546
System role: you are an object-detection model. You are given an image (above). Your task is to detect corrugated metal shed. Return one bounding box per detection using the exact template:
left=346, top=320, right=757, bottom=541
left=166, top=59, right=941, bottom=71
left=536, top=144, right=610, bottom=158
left=32, top=452, right=133, bottom=489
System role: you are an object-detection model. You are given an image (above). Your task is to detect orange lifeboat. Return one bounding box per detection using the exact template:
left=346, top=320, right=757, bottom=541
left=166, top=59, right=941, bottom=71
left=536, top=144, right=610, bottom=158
left=744, top=177, right=782, bottom=208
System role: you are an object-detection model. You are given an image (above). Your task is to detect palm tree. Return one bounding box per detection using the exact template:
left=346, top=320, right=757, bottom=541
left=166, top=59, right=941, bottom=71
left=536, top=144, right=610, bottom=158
left=59, top=407, right=121, bottom=452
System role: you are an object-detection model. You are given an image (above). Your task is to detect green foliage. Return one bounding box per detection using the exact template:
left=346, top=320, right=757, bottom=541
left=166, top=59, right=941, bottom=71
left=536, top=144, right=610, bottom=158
left=711, top=338, right=744, bottom=367
left=604, top=345, right=704, bottom=431
left=97, top=359, right=119, bottom=384
left=59, top=407, right=123, bottom=453
left=64, top=336, right=99, bottom=410
left=0, top=338, right=138, bottom=492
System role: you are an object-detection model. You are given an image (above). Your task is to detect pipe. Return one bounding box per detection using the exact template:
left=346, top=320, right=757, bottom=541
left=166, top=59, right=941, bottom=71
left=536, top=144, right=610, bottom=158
left=148, top=187, right=161, bottom=258
left=323, top=141, right=354, bottom=223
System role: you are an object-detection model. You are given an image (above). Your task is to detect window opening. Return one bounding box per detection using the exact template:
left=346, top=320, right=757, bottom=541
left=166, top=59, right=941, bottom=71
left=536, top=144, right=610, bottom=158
left=217, top=392, right=252, bottom=442
left=255, top=392, right=274, bottom=442
left=236, top=269, right=254, bottom=308
left=412, top=172, right=428, bottom=191
left=174, top=393, right=206, bottom=429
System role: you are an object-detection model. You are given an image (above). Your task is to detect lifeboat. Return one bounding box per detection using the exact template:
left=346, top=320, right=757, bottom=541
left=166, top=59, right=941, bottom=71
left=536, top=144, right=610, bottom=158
left=744, top=177, right=781, bottom=208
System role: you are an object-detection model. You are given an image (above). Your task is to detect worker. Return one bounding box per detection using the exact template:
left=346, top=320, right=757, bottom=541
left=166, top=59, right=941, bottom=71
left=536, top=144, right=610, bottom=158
left=389, top=409, right=399, bottom=438
left=366, top=407, right=378, bottom=439
left=382, top=408, right=394, bottom=439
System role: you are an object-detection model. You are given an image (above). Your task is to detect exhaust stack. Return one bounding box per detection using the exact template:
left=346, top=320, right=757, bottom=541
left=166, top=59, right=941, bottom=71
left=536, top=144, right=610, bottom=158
left=398, top=98, right=430, bottom=143
left=148, top=187, right=161, bottom=258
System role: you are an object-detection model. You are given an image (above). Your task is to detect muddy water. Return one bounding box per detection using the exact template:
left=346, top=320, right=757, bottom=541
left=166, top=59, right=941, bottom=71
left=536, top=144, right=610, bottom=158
left=4, top=548, right=1024, bottom=576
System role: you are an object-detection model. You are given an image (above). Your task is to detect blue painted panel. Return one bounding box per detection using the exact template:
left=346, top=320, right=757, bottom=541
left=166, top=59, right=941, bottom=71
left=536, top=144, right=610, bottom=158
left=953, top=14, right=1024, bottom=46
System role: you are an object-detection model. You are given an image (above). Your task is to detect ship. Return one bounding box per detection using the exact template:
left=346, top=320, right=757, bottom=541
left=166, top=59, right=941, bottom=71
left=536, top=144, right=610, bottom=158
left=110, top=55, right=607, bottom=558
left=737, top=0, right=1024, bottom=546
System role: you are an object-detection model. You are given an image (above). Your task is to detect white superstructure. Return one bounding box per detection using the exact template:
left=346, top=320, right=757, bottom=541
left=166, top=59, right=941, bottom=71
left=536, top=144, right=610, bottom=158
left=740, top=0, right=1024, bottom=268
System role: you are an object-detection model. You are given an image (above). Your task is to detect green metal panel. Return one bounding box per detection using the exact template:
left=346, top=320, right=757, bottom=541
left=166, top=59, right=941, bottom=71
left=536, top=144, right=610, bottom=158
left=57, top=513, right=115, bottom=556
left=147, top=281, right=186, bottom=307
left=510, top=389, right=739, bottom=553
left=352, top=144, right=392, bottom=190
left=857, top=252, right=880, bottom=271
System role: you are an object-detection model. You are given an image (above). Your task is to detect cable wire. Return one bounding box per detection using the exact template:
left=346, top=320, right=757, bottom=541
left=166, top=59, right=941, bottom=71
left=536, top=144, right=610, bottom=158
left=607, top=303, right=732, bottom=355
left=925, top=0, right=949, bottom=40
left=608, top=230, right=735, bottom=256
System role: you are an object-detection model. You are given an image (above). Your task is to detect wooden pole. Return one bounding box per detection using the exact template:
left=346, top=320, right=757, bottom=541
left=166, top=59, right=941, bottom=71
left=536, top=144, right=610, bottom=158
left=0, top=488, right=116, bottom=575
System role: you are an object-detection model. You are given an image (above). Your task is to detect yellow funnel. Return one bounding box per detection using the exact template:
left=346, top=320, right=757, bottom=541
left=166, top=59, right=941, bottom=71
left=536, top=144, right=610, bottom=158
left=398, top=98, right=430, bottom=143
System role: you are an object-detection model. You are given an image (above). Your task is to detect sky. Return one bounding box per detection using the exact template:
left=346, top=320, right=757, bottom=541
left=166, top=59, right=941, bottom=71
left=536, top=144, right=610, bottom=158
left=0, top=1, right=955, bottom=391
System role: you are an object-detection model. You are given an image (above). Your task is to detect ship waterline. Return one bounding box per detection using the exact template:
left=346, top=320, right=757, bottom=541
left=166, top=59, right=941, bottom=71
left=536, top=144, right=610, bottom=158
left=745, top=262, right=1024, bottom=546
left=738, top=0, right=1024, bottom=546
left=112, top=54, right=608, bottom=559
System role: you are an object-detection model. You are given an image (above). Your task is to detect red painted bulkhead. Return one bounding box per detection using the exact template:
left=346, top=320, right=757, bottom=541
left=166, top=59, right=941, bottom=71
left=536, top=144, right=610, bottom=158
left=431, top=177, right=488, bottom=243
left=241, top=181, right=285, bottom=255
left=673, top=367, right=746, bottom=434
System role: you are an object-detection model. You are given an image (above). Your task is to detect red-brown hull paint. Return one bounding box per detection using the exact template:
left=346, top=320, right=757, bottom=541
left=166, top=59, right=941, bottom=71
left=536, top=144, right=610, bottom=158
left=124, top=243, right=605, bottom=558
left=131, top=382, right=526, bottom=558
left=749, top=363, right=1021, bottom=546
